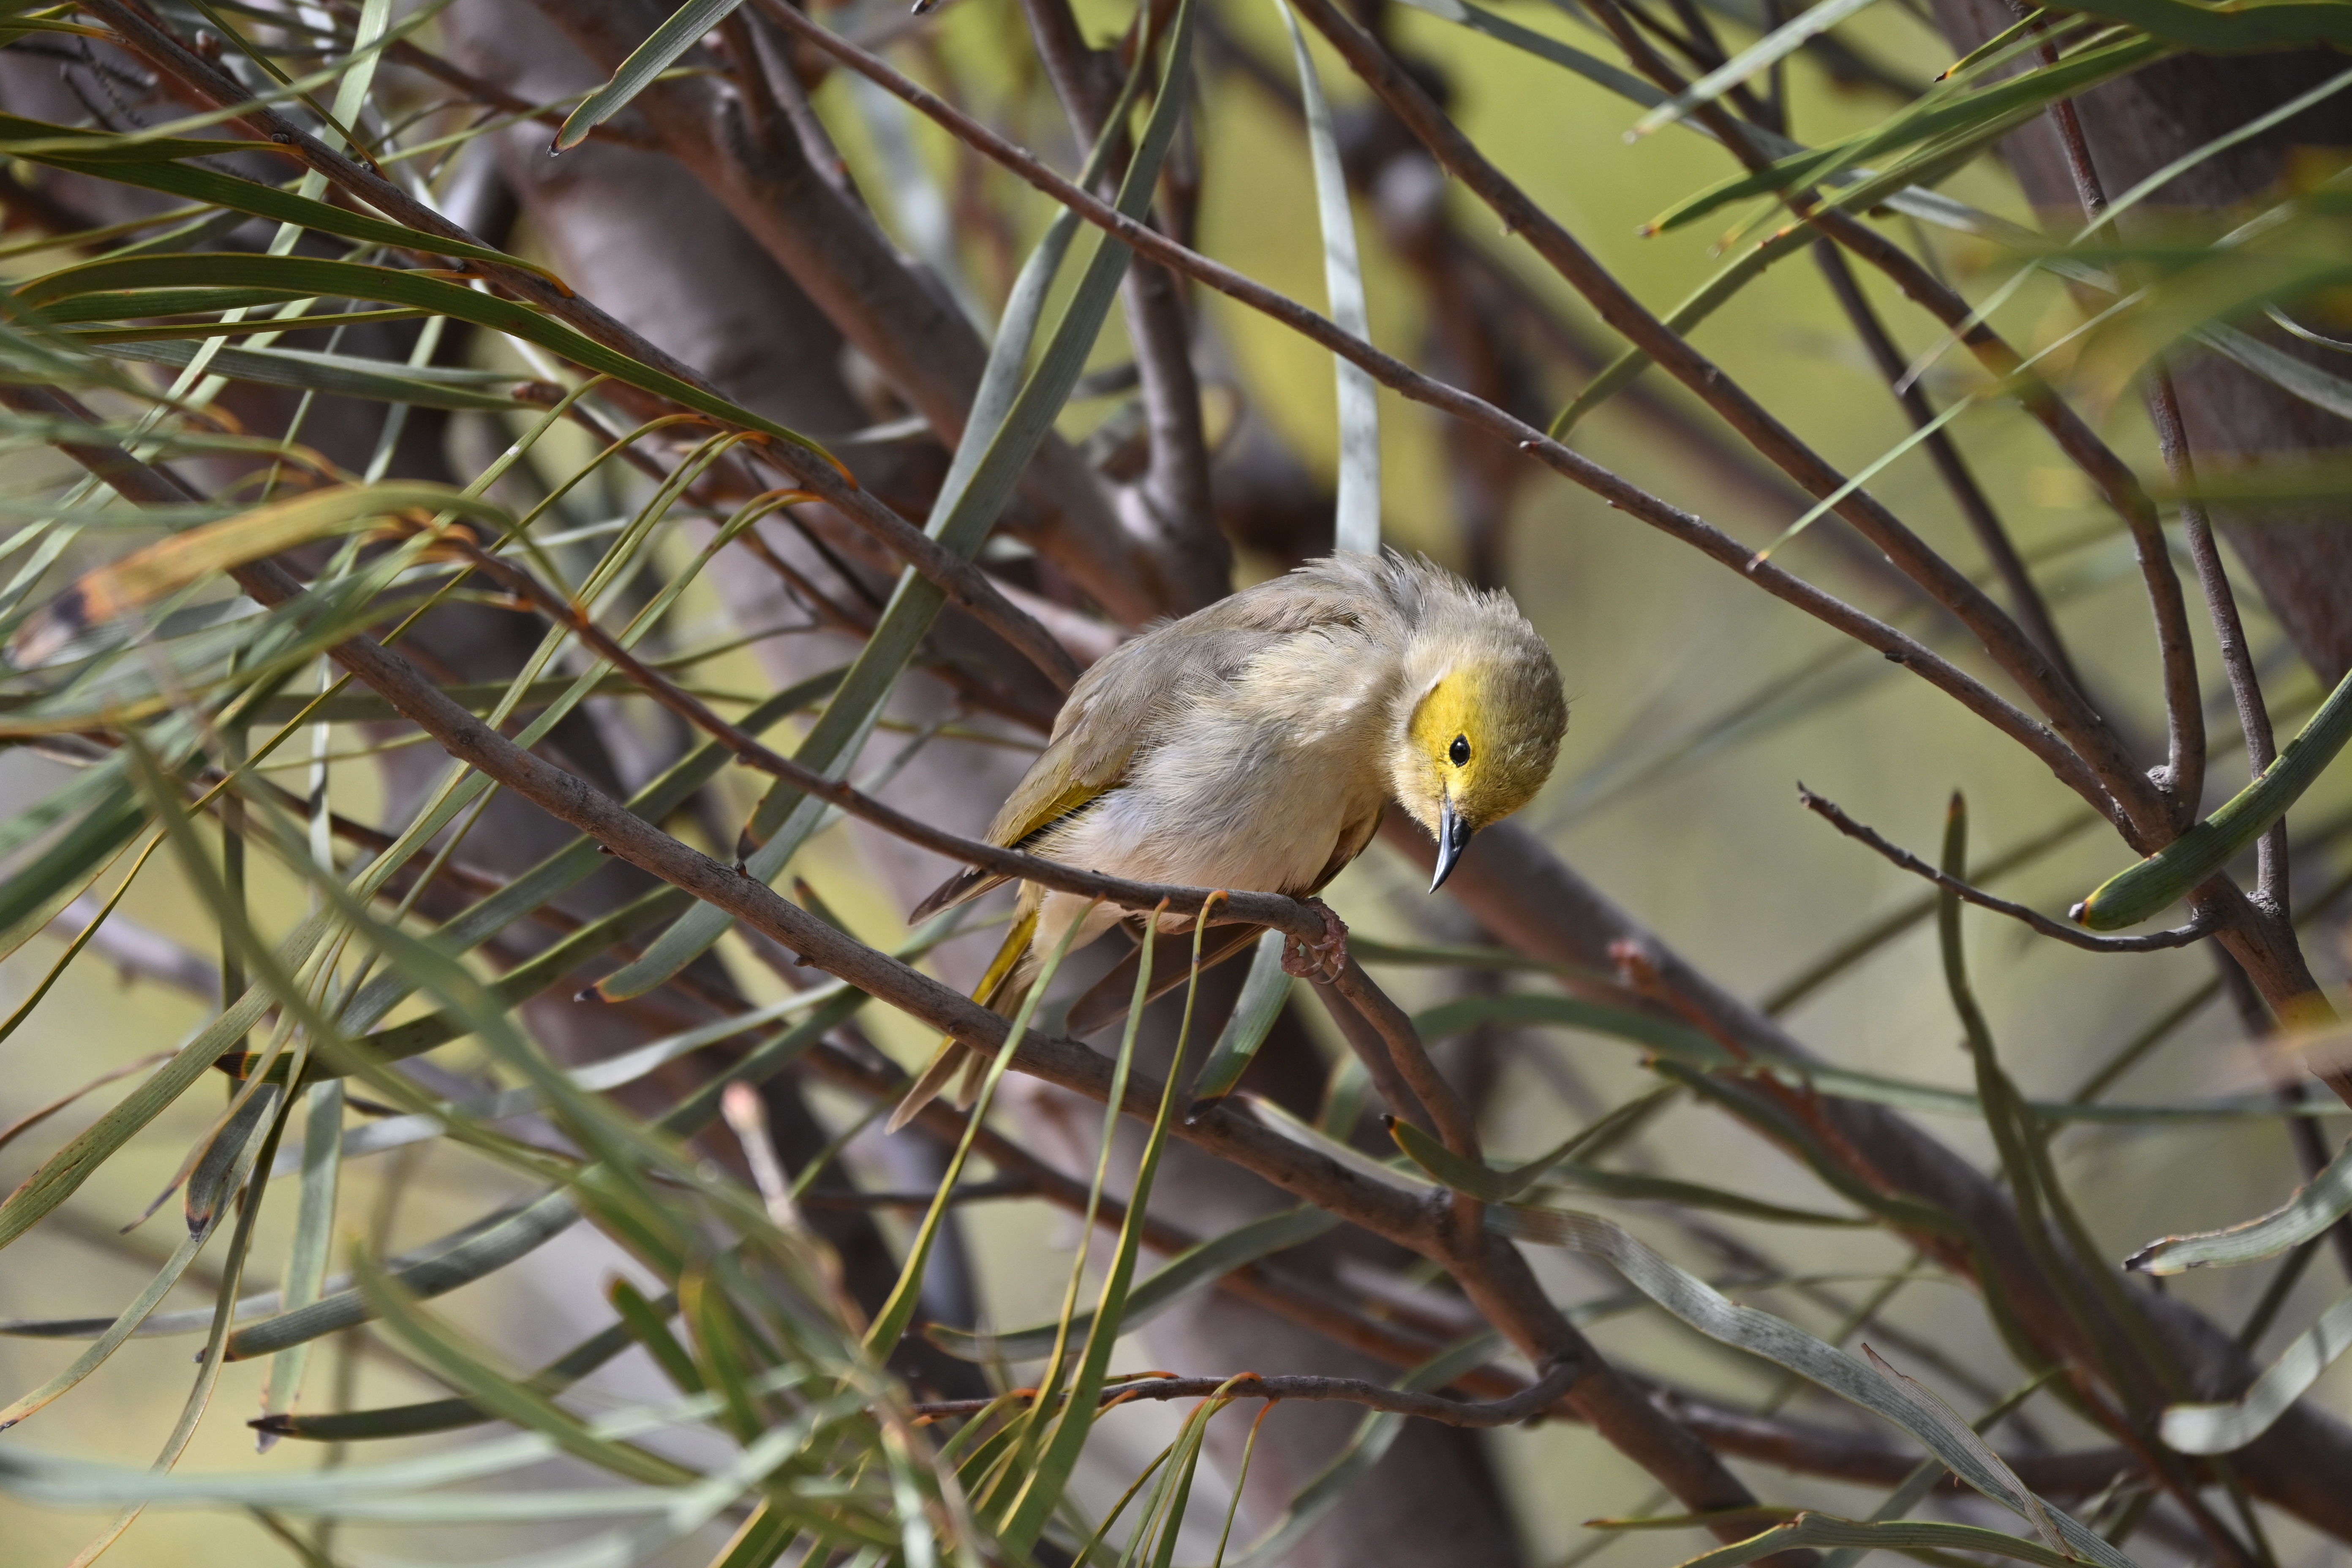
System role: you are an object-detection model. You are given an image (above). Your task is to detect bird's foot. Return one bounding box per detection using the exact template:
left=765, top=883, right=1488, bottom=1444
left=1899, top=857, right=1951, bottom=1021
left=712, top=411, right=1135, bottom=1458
left=1282, top=900, right=1350, bottom=983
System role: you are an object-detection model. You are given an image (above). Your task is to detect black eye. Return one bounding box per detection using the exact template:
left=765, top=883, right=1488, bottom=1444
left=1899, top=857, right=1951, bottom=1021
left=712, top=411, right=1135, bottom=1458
left=1448, top=735, right=1471, bottom=767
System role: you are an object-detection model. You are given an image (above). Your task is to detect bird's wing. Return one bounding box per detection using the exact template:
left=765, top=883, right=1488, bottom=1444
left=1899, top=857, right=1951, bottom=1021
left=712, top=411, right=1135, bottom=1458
left=907, top=592, right=1341, bottom=920
left=906, top=739, right=1116, bottom=919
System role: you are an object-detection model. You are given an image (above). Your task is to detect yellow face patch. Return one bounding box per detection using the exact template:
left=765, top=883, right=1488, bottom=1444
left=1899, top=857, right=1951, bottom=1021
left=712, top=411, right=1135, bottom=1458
left=1409, top=671, right=1488, bottom=813
left=1402, top=660, right=1563, bottom=833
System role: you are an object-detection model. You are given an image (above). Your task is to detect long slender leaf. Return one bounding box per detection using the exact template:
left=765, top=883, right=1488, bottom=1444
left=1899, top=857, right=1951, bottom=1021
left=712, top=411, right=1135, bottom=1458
left=97, top=339, right=536, bottom=410
left=1630, top=0, right=1882, bottom=139
left=1278, top=0, right=1380, bottom=554
left=1490, top=1206, right=2138, bottom=1568
left=2160, top=1286, right=2352, bottom=1454
left=2077, top=659, right=2352, bottom=929
left=1384, top=1089, right=1672, bottom=1203
left=1667, top=1511, right=2077, bottom=1568
left=554, top=0, right=746, bottom=152
left=2128, top=1134, right=2352, bottom=1274
left=15, top=252, right=835, bottom=463
left=0, top=113, right=543, bottom=275
left=1189, top=931, right=1293, bottom=1105
left=354, top=1250, right=696, bottom=1486
left=254, top=1079, right=343, bottom=1447
left=221, top=1190, right=578, bottom=1360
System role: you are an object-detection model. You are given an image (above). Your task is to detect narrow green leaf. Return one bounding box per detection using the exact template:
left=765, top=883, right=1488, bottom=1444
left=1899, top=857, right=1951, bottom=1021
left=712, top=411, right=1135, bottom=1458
left=2160, top=1285, right=2352, bottom=1454
left=98, top=339, right=536, bottom=410
left=864, top=915, right=1090, bottom=1360
left=0, top=112, right=543, bottom=273
left=253, top=1303, right=659, bottom=1442
left=2059, top=0, right=2352, bottom=50
left=12, top=482, right=504, bottom=667
left=0, top=773, right=147, bottom=938
left=1000, top=836, right=1207, bottom=1554
left=316, top=664, right=841, bottom=1054
left=1189, top=931, right=1293, bottom=1105
left=555, top=0, right=746, bottom=152
left=1644, top=36, right=2166, bottom=235
left=222, top=1190, right=579, bottom=1360
left=1278, top=0, right=1380, bottom=553
left=2078, top=660, right=2352, bottom=929
left=1524, top=1168, right=1871, bottom=1227
left=255, top=1080, right=343, bottom=1446
left=2129, top=1134, right=2352, bottom=1274
left=1390, top=0, right=1676, bottom=120
left=1384, top=1089, right=1671, bottom=1203
left=1667, top=1511, right=2077, bottom=1568
left=609, top=1279, right=704, bottom=1397
left=1629, top=0, right=1881, bottom=139
left=353, top=1249, right=696, bottom=1486
left=1489, top=1205, right=2138, bottom=1568
left=15, top=252, right=836, bottom=464
left=0, top=1221, right=213, bottom=1430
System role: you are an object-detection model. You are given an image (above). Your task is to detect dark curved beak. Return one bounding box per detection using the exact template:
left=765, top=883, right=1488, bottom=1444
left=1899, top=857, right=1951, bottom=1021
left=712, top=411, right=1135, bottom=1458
left=1430, top=792, right=1473, bottom=893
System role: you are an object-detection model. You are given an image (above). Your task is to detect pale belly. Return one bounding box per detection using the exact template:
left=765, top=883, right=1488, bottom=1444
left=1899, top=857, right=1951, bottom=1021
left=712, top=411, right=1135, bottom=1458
left=1022, top=700, right=1389, bottom=962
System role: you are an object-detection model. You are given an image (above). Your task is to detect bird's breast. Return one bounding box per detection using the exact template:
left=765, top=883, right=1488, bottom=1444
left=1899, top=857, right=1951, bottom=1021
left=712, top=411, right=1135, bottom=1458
left=1034, top=641, right=1396, bottom=898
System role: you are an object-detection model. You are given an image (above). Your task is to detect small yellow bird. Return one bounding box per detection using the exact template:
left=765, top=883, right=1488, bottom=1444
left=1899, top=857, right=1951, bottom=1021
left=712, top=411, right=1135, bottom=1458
left=890, top=551, right=1567, bottom=1127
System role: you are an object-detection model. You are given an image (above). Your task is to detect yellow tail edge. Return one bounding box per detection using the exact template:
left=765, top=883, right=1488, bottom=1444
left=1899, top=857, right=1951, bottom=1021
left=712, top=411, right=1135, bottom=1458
left=886, top=907, right=1039, bottom=1134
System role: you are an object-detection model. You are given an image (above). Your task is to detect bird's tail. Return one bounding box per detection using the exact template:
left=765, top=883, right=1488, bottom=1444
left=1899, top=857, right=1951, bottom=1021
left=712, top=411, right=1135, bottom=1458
left=887, top=906, right=1037, bottom=1133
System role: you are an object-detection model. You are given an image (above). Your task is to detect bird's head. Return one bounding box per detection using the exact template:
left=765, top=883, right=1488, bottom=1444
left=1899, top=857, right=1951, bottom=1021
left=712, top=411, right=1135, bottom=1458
left=1389, top=608, right=1567, bottom=892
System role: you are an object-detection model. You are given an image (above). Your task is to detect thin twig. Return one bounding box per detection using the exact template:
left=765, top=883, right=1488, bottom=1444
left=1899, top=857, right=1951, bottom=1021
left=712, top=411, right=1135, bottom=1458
left=804, top=1025, right=2151, bottom=1497
left=1796, top=787, right=2214, bottom=952
left=1810, top=240, right=2079, bottom=686
left=1307, top=976, right=1435, bottom=1136
left=381, top=38, right=659, bottom=150
left=1330, top=957, right=1483, bottom=1165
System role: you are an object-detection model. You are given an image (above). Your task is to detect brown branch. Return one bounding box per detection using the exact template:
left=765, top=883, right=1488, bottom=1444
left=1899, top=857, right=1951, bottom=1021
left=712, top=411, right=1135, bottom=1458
left=1582, top=0, right=2208, bottom=843
left=1304, top=975, right=1435, bottom=1135
left=2003, top=38, right=2342, bottom=1090
left=752, top=0, right=2121, bottom=824
left=1205, top=18, right=1830, bottom=560
left=440, top=535, right=1309, bottom=936
left=819, top=1029, right=2140, bottom=1495
left=522, top=0, right=1195, bottom=625
left=1795, top=787, right=2215, bottom=952
left=787, top=1036, right=2161, bottom=1503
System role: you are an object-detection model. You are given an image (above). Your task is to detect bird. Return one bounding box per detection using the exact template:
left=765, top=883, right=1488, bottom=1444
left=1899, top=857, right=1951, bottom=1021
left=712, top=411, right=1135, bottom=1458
left=888, top=550, right=1567, bottom=1130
